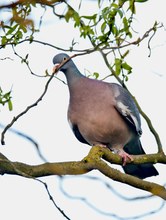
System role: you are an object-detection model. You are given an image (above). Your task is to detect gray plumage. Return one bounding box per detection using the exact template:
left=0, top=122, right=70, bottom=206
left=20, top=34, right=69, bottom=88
left=53, top=53, right=158, bottom=179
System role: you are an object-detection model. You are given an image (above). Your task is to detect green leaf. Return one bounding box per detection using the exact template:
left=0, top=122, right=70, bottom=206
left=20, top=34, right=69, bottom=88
left=129, top=0, right=136, bottom=14
left=112, top=25, right=118, bottom=36
left=0, top=88, right=12, bottom=110
left=122, top=17, right=132, bottom=38
left=17, top=30, right=23, bottom=39
left=3, top=91, right=11, bottom=99
left=101, top=22, right=107, bottom=33
left=124, top=75, right=129, bottom=81
left=115, top=58, right=122, bottom=76
left=73, top=13, right=81, bottom=27
left=1, top=36, right=7, bottom=46
left=135, top=0, right=148, bottom=2
left=122, top=62, right=132, bottom=74
left=25, top=54, right=29, bottom=61
left=81, top=14, right=97, bottom=20
left=6, top=24, right=18, bottom=35
left=115, top=9, right=123, bottom=18
left=122, top=50, right=130, bottom=59
left=93, top=72, right=99, bottom=79
left=65, top=7, right=74, bottom=22
left=8, top=99, right=13, bottom=111
left=123, top=17, right=128, bottom=31
left=29, top=35, right=34, bottom=43
left=20, top=25, right=27, bottom=33
left=45, top=69, right=49, bottom=76
left=98, top=0, right=102, bottom=7
left=80, top=25, right=94, bottom=38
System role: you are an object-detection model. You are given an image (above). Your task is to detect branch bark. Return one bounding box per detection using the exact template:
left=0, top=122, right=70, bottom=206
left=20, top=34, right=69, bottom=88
left=0, top=146, right=166, bottom=200
left=0, top=0, right=64, bottom=9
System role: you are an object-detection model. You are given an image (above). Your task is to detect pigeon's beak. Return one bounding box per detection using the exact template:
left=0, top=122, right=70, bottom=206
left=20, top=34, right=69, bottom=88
left=52, top=63, right=61, bottom=74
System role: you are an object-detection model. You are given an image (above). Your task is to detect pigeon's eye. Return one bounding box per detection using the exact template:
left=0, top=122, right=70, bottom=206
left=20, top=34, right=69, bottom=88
left=63, top=57, right=67, bottom=61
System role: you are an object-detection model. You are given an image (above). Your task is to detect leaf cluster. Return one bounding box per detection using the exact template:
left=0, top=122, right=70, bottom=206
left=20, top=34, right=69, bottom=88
left=0, top=1, right=35, bottom=47
left=0, top=87, right=13, bottom=111
left=63, top=0, right=144, bottom=81
left=0, top=0, right=151, bottom=81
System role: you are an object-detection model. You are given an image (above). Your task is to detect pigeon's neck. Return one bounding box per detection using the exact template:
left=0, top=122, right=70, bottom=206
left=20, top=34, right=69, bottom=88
left=64, top=65, right=85, bottom=87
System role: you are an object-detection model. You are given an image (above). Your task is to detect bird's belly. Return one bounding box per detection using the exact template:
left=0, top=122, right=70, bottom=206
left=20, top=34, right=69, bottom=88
left=73, top=110, right=133, bottom=148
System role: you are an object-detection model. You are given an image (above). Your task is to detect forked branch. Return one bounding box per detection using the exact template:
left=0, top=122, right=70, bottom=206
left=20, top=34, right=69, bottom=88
left=0, top=146, right=166, bottom=199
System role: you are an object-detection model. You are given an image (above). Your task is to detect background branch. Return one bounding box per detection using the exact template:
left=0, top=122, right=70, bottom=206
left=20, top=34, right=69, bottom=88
left=1, top=65, right=58, bottom=145
left=59, top=176, right=165, bottom=219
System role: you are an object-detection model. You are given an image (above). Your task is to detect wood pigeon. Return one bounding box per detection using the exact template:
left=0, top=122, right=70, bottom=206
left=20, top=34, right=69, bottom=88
left=52, top=53, right=158, bottom=179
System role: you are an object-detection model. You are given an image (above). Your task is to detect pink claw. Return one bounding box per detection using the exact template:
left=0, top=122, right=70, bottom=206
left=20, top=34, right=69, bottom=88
left=119, top=151, right=133, bottom=166
left=114, top=149, right=133, bottom=166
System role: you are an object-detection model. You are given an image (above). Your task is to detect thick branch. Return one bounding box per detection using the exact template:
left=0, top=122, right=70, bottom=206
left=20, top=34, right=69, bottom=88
left=0, top=146, right=166, bottom=200
left=0, top=153, right=92, bottom=177
left=95, top=159, right=166, bottom=200
left=101, top=147, right=166, bottom=165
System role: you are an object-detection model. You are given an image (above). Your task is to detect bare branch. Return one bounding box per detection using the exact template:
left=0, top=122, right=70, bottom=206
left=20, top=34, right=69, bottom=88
left=59, top=175, right=165, bottom=219
left=0, top=53, right=82, bottom=145
left=1, top=66, right=57, bottom=145
left=0, top=0, right=64, bottom=9
left=37, top=179, right=71, bottom=220
left=132, top=97, right=163, bottom=153
left=0, top=152, right=70, bottom=219
left=0, top=123, right=47, bottom=162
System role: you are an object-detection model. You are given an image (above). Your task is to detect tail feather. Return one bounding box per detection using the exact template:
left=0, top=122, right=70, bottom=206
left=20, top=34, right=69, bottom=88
left=123, top=139, right=159, bottom=179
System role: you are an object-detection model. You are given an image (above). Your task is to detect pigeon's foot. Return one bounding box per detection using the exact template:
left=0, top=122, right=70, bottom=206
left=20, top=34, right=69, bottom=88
left=93, top=143, right=107, bottom=148
left=113, top=148, right=133, bottom=166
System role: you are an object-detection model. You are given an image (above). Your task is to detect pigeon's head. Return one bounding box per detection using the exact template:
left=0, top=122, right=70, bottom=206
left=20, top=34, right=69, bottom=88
left=52, top=53, right=72, bottom=73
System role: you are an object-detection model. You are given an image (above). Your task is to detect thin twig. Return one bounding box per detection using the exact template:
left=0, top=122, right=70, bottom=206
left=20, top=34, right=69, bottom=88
left=59, top=176, right=165, bottom=220
left=12, top=46, right=44, bottom=77
left=0, top=57, right=14, bottom=61
left=1, top=69, right=56, bottom=145
left=0, top=153, right=71, bottom=220
left=1, top=23, right=161, bottom=53
left=0, top=123, right=47, bottom=162
left=0, top=54, right=78, bottom=145
left=37, top=179, right=71, bottom=220
left=132, top=97, right=163, bottom=153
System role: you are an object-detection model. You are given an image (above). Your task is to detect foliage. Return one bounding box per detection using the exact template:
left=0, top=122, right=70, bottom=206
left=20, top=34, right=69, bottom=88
left=0, top=2, right=35, bottom=46
left=0, top=0, right=155, bottom=83
left=64, top=0, right=136, bottom=81
left=0, top=87, right=13, bottom=111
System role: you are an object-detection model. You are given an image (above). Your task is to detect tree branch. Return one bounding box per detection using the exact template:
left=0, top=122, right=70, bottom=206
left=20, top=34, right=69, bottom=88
left=0, top=0, right=64, bottom=9
left=59, top=175, right=165, bottom=219
left=132, top=97, right=163, bottom=153
left=0, top=146, right=166, bottom=200
left=1, top=64, right=58, bottom=145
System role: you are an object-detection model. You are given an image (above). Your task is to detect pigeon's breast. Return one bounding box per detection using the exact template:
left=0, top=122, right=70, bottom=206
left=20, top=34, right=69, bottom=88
left=68, top=78, right=133, bottom=148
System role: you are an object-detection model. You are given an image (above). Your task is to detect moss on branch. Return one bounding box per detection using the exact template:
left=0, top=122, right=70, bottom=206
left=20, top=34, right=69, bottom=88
left=0, top=146, right=166, bottom=200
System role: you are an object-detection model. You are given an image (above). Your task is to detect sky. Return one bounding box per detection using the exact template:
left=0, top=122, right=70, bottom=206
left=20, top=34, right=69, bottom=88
left=0, top=0, right=166, bottom=220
